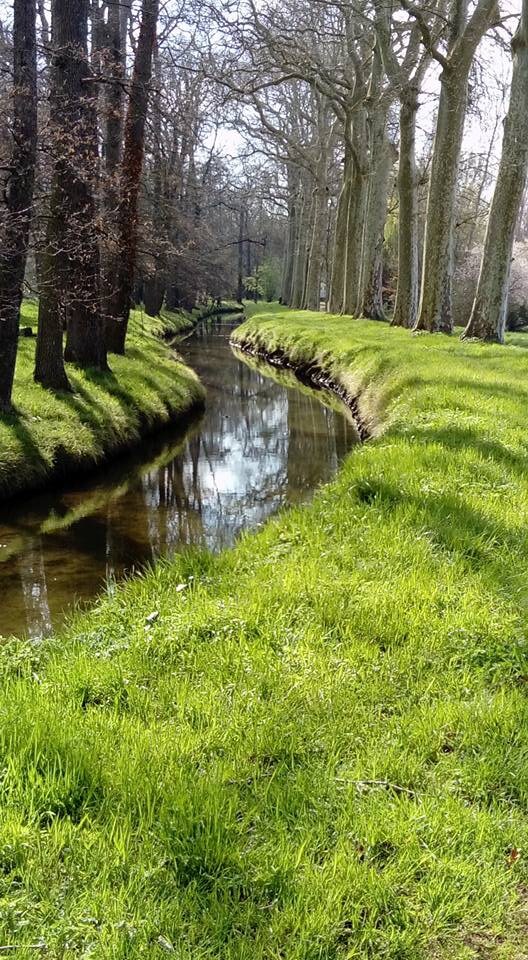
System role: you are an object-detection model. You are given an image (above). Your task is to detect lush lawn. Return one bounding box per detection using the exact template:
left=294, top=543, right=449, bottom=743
left=2, top=308, right=528, bottom=956
left=0, top=303, right=204, bottom=498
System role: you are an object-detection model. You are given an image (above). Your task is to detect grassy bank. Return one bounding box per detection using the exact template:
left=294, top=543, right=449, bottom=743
left=2, top=308, right=528, bottom=956
left=0, top=303, right=204, bottom=499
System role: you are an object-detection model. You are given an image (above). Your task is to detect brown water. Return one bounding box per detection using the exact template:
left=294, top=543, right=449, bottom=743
left=0, top=317, right=359, bottom=639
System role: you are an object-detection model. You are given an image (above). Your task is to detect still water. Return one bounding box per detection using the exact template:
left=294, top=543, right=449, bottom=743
left=0, top=318, right=359, bottom=639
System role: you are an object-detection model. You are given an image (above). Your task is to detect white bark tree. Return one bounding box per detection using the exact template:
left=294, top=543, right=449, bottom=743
left=463, top=0, right=528, bottom=342
left=403, top=0, right=500, bottom=333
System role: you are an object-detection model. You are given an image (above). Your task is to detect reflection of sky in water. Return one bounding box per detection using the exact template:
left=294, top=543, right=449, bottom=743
left=0, top=320, right=358, bottom=639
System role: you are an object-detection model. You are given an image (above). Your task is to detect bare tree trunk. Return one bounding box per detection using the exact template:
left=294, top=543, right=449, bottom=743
left=143, top=45, right=166, bottom=317
left=106, top=0, right=159, bottom=354
left=290, top=179, right=310, bottom=309
left=463, top=0, right=528, bottom=342
left=282, top=167, right=300, bottom=305
left=415, top=70, right=467, bottom=333
left=358, top=40, right=393, bottom=320
left=304, top=103, right=330, bottom=311
left=359, top=109, right=394, bottom=319
left=63, top=0, right=107, bottom=369
left=35, top=0, right=82, bottom=391
left=237, top=205, right=245, bottom=303
left=0, top=0, right=37, bottom=408
left=328, top=146, right=352, bottom=314
left=392, top=86, right=420, bottom=328
left=303, top=179, right=327, bottom=311
left=301, top=178, right=317, bottom=309
left=343, top=113, right=369, bottom=316
left=36, top=0, right=106, bottom=379
left=101, top=0, right=125, bottom=319
left=415, top=0, right=499, bottom=333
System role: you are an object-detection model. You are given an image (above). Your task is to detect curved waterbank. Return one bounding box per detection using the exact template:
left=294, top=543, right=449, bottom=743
left=1, top=316, right=358, bottom=638
left=232, top=336, right=371, bottom=441
left=2, top=311, right=528, bottom=954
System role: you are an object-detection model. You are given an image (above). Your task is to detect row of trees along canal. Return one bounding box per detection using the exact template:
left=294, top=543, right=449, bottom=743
left=0, top=0, right=528, bottom=410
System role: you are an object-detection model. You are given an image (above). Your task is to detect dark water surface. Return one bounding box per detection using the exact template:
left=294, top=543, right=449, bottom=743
left=0, top=318, right=359, bottom=639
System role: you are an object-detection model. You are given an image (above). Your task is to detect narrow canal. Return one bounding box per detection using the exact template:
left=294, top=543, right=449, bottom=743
left=0, top=317, right=359, bottom=639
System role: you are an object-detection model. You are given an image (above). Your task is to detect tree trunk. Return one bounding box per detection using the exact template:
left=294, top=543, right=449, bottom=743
left=36, top=0, right=106, bottom=376
left=392, top=87, right=420, bottom=328
left=358, top=39, right=392, bottom=320
left=290, top=180, right=310, bottom=309
left=101, top=0, right=125, bottom=321
left=63, top=0, right=107, bottom=369
left=304, top=103, right=330, bottom=312
left=342, top=119, right=369, bottom=316
left=328, top=153, right=352, bottom=314
left=463, top=1, right=528, bottom=342
left=415, top=69, right=468, bottom=333
left=237, top=205, right=245, bottom=303
left=415, top=0, right=499, bottom=333
left=282, top=167, right=300, bottom=305
left=36, top=0, right=84, bottom=391
left=106, top=0, right=159, bottom=354
left=359, top=109, right=394, bottom=319
left=0, top=0, right=37, bottom=408
left=300, top=180, right=317, bottom=309
left=143, top=277, right=165, bottom=316
left=303, top=179, right=327, bottom=311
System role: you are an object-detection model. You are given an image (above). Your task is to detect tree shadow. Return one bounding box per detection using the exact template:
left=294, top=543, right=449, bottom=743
left=0, top=406, right=49, bottom=492
left=403, top=423, right=528, bottom=477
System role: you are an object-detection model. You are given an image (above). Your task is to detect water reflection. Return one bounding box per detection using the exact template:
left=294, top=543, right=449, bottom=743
left=0, top=318, right=358, bottom=639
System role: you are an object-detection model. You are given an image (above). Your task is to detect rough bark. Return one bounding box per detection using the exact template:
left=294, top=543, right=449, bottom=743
left=343, top=112, right=369, bottom=316
left=303, top=178, right=327, bottom=311
left=63, top=0, right=107, bottom=369
left=0, top=0, right=38, bottom=408
left=415, top=0, right=499, bottom=333
left=415, top=70, right=467, bottom=333
left=106, top=0, right=159, bottom=354
left=392, top=87, right=420, bottom=328
left=143, top=46, right=166, bottom=317
left=328, top=150, right=352, bottom=314
left=290, top=179, right=311, bottom=309
left=237, top=205, right=245, bottom=303
left=358, top=40, right=393, bottom=320
left=304, top=104, right=331, bottom=311
left=282, top=167, right=300, bottom=305
left=463, top=0, right=528, bottom=342
left=36, top=0, right=106, bottom=377
left=35, top=0, right=79, bottom=390
left=359, top=114, right=395, bottom=319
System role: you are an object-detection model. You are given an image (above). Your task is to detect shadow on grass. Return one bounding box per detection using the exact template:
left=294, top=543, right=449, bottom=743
left=407, top=423, right=528, bottom=476
left=354, top=474, right=526, bottom=609
left=0, top=406, right=50, bottom=489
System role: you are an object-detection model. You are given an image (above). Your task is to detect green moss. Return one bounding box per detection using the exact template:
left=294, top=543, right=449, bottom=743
left=0, top=303, right=204, bottom=498
left=2, top=307, right=528, bottom=955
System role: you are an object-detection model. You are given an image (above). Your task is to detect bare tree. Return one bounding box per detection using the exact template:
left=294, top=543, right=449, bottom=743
left=406, top=0, right=500, bottom=333
left=463, top=0, right=528, bottom=342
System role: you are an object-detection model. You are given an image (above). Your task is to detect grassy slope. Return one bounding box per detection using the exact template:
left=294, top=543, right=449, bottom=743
left=2, top=309, right=528, bottom=956
left=0, top=302, right=204, bottom=498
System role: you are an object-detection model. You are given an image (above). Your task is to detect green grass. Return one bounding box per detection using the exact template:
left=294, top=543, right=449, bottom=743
left=0, top=303, right=204, bottom=498
left=3, top=307, right=528, bottom=956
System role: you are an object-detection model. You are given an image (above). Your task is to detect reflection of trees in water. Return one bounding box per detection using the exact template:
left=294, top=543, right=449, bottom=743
left=2, top=324, right=357, bottom=639
left=17, top=538, right=52, bottom=640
